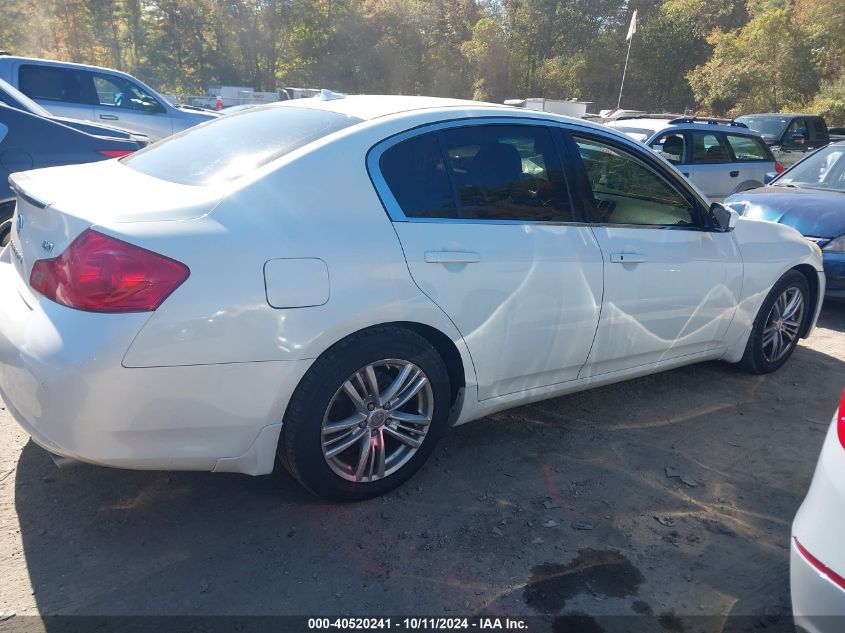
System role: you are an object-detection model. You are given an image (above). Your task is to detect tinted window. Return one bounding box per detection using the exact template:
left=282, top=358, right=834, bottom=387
left=650, top=131, right=686, bottom=164
left=786, top=118, right=810, bottom=144
left=691, top=132, right=730, bottom=163
left=574, top=135, right=696, bottom=227
left=437, top=125, right=571, bottom=221
left=811, top=118, right=827, bottom=141
left=18, top=65, right=94, bottom=104
left=123, top=106, right=361, bottom=185
left=725, top=134, right=769, bottom=161
left=380, top=133, right=457, bottom=219
left=93, top=74, right=164, bottom=113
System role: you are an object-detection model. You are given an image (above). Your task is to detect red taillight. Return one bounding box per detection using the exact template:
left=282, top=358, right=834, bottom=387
left=795, top=538, right=845, bottom=590
left=30, top=229, right=189, bottom=313
left=838, top=388, right=845, bottom=450
left=98, top=149, right=135, bottom=158
left=775, top=161, right=785, bottom=174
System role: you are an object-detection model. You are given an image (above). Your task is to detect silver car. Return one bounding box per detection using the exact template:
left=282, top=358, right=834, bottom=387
left=605, top=116, right=781, bottom=201
left=0, top=54, right=219, bottom=141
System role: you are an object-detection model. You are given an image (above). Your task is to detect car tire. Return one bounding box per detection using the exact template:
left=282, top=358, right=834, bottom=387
left=738, top=270, right=810, bottom=374
left=0, top=200, right=14, bottom=248
left=279, top=326, right=451, bottom=500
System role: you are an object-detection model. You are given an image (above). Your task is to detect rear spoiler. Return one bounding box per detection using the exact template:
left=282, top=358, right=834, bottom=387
left=9, top=173, right=49, bottom=209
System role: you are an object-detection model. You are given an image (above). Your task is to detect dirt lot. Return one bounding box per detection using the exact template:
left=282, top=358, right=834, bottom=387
left=2, top=303, right=845, bottom=631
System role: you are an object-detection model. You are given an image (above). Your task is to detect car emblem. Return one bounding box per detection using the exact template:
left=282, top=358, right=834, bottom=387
left=16, top=213, right=23, bottom=233
left=42, top=240, right=54, bottom=253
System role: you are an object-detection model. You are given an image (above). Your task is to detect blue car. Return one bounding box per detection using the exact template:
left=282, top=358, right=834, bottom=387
left=725, top=141, right=845, bottom=297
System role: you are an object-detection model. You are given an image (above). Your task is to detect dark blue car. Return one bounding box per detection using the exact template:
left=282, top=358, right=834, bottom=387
left=725, top=140, right=845, bottom=297
left=0, top=78, right=144, bottom=246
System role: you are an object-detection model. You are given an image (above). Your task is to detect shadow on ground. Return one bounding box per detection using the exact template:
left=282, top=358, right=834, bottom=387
left=11, top=304, right=845, bottom=625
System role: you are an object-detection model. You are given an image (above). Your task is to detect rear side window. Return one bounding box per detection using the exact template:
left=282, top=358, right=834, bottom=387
left=691, top=132, right=731, bottom=163
left=379, top=133, right=457, bottom=219
left=724, top=134, right=770, bottom=161
left=18, top=65, right=94, bottom=104
left=437, top=125, right=571, bottom=221
left=123, top=106, right=361, bottom=185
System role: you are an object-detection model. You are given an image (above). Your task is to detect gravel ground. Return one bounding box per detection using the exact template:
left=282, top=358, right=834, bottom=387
left=2, top=302, right=845, bottom=631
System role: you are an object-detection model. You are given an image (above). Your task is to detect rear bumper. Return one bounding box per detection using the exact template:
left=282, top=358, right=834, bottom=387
left=0, top=250, right=311, bottom=475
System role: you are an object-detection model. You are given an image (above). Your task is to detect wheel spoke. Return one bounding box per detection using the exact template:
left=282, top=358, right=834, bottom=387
left=322, top=412, right=367, bottom=435
left=378, top=364, right=414, bottom=407
left=387, top=375, right=428, bottom=411
left=384, top=424, right=423, bottom=448
left=389, top=410, right=431, bottom=426
left=342, top=380, right=366, bottom=412
left=325, top=427, right=368, bottom=458
left=353, top=433, right=372, bottom=479
left=782, top=290, right=803, bottom=320
left=364, top=365, right=381, bottom=400
left=375, top=429, right=386, bottom=479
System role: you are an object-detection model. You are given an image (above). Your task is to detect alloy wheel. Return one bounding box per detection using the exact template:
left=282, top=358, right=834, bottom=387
left=321, top=359, right=434, bottom=483
left=761, top=286, right=805, bottom=363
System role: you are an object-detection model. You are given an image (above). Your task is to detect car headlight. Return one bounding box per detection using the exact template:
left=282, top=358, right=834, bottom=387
left=824, top=235, right=845, bottom=252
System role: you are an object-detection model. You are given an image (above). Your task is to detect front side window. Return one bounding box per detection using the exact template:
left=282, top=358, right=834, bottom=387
left=573, top=135, right=696, bottom=227
left=650, top=132, right=686, bottom=164
left=691, top=132, right=731, bottom=164
left=123, top=106, right=361, bottom=185
left=18, top=64, right=93, bottom=104
left=725, top=134, right=769, bottom=161
left=786, top=119, right=810, bottom=145
left=93, top=74, right=164, bottom=114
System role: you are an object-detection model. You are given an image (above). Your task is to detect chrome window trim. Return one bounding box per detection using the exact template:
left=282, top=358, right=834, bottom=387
left=367, top=115, right=588, bottom=225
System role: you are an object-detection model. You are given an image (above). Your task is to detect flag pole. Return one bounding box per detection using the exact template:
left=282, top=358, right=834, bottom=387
left=617, top=31, right=633, bottom=109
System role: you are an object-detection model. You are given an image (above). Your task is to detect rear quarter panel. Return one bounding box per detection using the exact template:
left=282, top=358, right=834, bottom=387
left=119, top=115, right=478, bottom=394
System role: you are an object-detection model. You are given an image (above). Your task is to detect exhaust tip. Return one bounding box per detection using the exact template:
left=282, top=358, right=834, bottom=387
left=49, top=453, right=80, bottom=470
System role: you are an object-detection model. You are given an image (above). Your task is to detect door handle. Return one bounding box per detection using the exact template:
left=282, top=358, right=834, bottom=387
left=610, top=252, right=646, bottom=264
left=424, top=250, right=480, bottom=264
left=729, top=170, right=739, bottom=177
left=99, top=114, right=119, bottom=120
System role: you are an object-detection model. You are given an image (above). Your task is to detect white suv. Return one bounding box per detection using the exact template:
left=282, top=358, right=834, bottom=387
left=605, top=116, right=782, bottom=201
left=0, top=55, right=219, bottom=141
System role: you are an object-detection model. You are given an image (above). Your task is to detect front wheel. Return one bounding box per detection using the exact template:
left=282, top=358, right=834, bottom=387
left=279, top=327, right=451, bottom=500
left=738, top=270, right=810, bottom=374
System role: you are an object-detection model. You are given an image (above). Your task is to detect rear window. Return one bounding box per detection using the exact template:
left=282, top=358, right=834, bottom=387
left=725, top=134, right=770, bottom=161
left=123, top=106, right=361, bottom=185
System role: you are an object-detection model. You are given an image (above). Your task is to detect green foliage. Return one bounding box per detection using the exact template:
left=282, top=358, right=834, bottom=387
left=0, top=0, right=840, bottom=117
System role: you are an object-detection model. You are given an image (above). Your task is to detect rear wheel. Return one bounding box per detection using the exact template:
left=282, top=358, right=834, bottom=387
left=739, top=270, right=809, bottom=374
left=0, top=200, right=14, bottom=248
left=280, top=327, right=451, bottom=500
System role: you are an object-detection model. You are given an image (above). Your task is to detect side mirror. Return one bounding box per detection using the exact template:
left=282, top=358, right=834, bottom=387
left=763, top=171, right=777, bottom=184
left=708, top=202, right=739, bottom=232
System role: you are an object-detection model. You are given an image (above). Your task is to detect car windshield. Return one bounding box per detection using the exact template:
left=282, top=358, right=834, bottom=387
left=734, top=116, right=789, bottom=141
left=0, top=77, right=52, bottom=117
left=775, top=144, right=845, bottom=192
left=123, top=105, right=362, bottom=185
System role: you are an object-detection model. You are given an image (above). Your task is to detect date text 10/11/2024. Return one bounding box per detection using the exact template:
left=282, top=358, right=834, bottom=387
left=307, top=618, right=529, bottom=630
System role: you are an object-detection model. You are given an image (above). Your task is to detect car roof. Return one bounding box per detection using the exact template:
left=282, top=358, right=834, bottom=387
left=608, top=118, right=757, bottom=137
left=257, top=94, right=616, bottom=135
left=0, top=55, right=143, bottom=82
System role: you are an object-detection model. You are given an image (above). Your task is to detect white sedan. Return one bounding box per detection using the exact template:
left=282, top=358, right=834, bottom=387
left=0, top=95, right=825, bottom=499
left=791, top=391, right=845, bottom=630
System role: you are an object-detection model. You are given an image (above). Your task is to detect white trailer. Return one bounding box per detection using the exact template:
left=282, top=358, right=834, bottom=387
left=506, top=98, right=592, bottom=118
